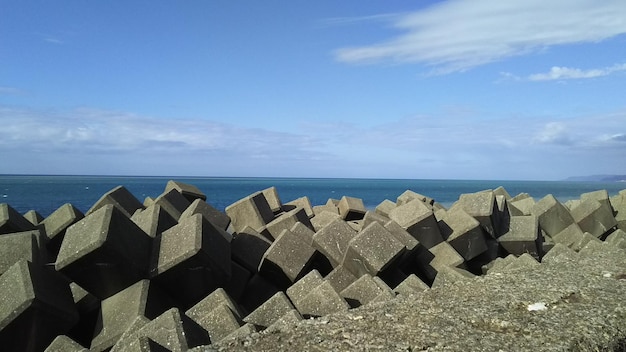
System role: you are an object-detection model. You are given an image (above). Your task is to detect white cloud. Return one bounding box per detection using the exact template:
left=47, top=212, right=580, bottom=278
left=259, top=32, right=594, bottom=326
left=334, top=0, right=626, bottom=73
left=527, top=63, right=626, bottom=81
left=532, top=122, right=572, bottom=145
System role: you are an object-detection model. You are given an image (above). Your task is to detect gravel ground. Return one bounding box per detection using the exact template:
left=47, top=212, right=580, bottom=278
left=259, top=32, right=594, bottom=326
left=192, top=241, right=626, bottom=352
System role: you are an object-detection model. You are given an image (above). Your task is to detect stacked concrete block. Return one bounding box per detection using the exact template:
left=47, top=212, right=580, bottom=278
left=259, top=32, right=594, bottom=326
left=393, top=273, right=429, bottom=296
left=431, top=265, right=475, bottom=289
left=388, top=199, right=443, bottom=249
left=339, top=274, right=395, bottom=308
left=164, top=180, right=207, bottom=203
left=337, top=196, right=367, bottom=221
left=239, top=274, right=281, bottom=314
left=230, top=226, right=272, bottom=273
left=225, top=191, right=274, bottom=234
left=610, top=191, right=626, bottom=230
left=265, top=309, right=303, bottom=332
left=87, top=186, right=144, bottom=218
left=497, top=215, right=541, bottom=258
left=291, top=280, right=350, bottom=318
left=532, top=194, right=579, bottom=238
left=262, top=187, right=283, bottom=214
left=396, top=190, right=434, bottom=206
left=375, top=199, right=397, bottom=218
left=312, top=200, right=339, bottom=217
left=223, top=261, right=251, bottom=303
left=24, top=209, right=44, bottom=226
left=109, top=316, right=151, bottom=352
left=131, top=204, right=177, bottom=239
left=312, top=218, right=357, bottom=267
left=40, top=203, right=84, bottom=256
left=152, top=189, right=191, bottom=222
left=0, top=229, right=46, bottom=274
left=150, top=214, right=231, bottom=309
left=0, top=203, right=35, bottom=234
left=45, top=335, right=88, bottom=352
left=439, top=208, right=488, bottom=261
left=243, top=292, right=294, bottom=329
left=605, top=229, right=626, bottom=250
left=493, top=186, right=512, bottom=201
left=0, top=259, right=78, bottom=352
left=415, top=241, right=465, bottom=283
left=509, top=194, right=535, bottom=216
left=310, top=210, right=342, bottom=232
left=342, top=222, right=405, bottom=278
left=324, top=265, right=359, bottom=292
left=284, top=196, right=314, bottom=218
left=185, top=288, right=242, bottom=343
left=384, top=220, right=419, bottom=253
left=570, top=199, right=617, bottom=238
left=259, top=228, right=317, bottom=286
left=55, top=205, right=152, bottom=299
left=450, top=191, right=499, bottom=237
left=286, top=270, right=324, bottom=309
left=581, top=189, right=613, bottom=213
left=362, top=210, right=389, bottom=228
left=180, top=198, right=231, bottom=232
left=551, top=223, right=587, bottom=250
left=266, top=207, right=313, bottom=240
left=67, top=282, right=100, bottom=348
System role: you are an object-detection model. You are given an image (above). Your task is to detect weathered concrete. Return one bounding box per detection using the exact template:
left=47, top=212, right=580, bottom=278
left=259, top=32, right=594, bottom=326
left=230, top=227, right=272, bottom=273
left=340, top=274, right=395, bottom=308
left=55, top=205, right=152, bottom=299
left=225, top=192, right=274, bottom=234
left=439, top=208, right=488, bottom=261
left=243, top=292, right=295, bottom=329
left=310, top=210, right=341, bottom=232
left=337, top=196, right=367, bottom=221
left=152, top=188, right=191, bottom=221
left=393, top=273, right=429, bottom=296
left=415, top=241, right=465, bottom=283
left=40, top=203, right=84, bottom=258
left=179, top=198, right=231, bottom=233
left=497, top=215, right=542, bottom=258
left=374, top=199, right=397, bottom=218
left=128, top=308, right=209, bottom=351
left=431, top=265, right=475, bottom=289
left=342, top=222, right=405, bottom=278
left=0, top=203, right=35, bottom=234
left=165, top=180, right=207, bottom=203
left=239, top=274, right=281, bottom=314
left=286, top=269, right=324, bottom=310
left=259, top=228, right=316, bottom=285
left=571, top=198, right=617, bottom=238
left=23, top=209, right=44, bottom=226
left=532, top=194, right=578, bottom=237
left=0, top=229, right=46, bottom=274
left=292, top=280, right=350, bottom=318
left=185, top=288, right=242, bottom=343
left=396, top=190, right=434, bottom=207
left=388, top=199, right=443, bottom=249
left=45, top=335, right=88, bottom=352
left=605, top=228, right=626, bottom=250
left=450, top=191, right=499, bottom=237
left=265, top=207, right=313, bottom=240
left=87, top=186, right=144, bottom=218
left=312, top=218, right=357, bottom=267
left=131, top=204, right=177, bottom=238
left=261, top=187, right=283, bottom=214
left=283, top=196, right=314, bottom=218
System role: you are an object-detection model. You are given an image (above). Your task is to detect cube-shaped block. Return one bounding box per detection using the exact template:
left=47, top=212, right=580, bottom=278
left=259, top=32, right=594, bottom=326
left=0, top=203, right=35, bottom=234
left=312, top=218, right=357, bottom=267
left=243, top=292, right=294, bottom=329
left=497, top=215, right=541, bottom=258
left=393, top=274, right=429, bottom=296
left=165, top=180, right=207, bottom=203
left=41, top=203, right=84, bottom=256
left=231, top=227, right=272, bottom=273
left=310, top=210, right=342, bottom=232
left=571, top=199, right=617, bottom=238
left=131, top=204, right=177, bottom=238
left=265, top=207, right=313, bottom=240
left=0, top=230, right=46, bottom=275
left=225, top=192, right=274, bottom=234
left=152, top=189, right=191, bottom=221
left=375, top=199, right=397, bottom=218
left=286, top=269, right=324, bottom=310
left=87, top=186, right=144, bottom=218
left=450, top=191, right=498, bottom=237
left=440, top=208, right=488, bottom=261
left=338, top=196, right=367, bottom=221
left=340, top=274, right=394, bottom=308
left=259, top=228, right=317, bottom=285
left=388, top=199, right=443, bottom=249
left=284, top=196, right=314, bottom=218
left=180, top=198, right=231, bottom=232
left=342, top=222, right=405, bottom=277
left=131, top=308, right=209, bottom=351
left=295, top=280, right=349, bottom=318
left=532, top=195, right=577, bottom=237
left=185, top=288, right=242, bottom=343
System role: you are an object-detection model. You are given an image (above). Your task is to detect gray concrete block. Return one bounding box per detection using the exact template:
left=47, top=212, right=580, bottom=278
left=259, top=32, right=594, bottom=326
left=187, top=302, right=241, bottom=343
left=290, top=221, right=316, bottom=245
left=571, top=199, right=617, bottom=238
left=133, top=308, right=210, bottom=351
left=221, top=323, right=257, bottom=343
left=284, top=196, right=314, bottom=218
left=0, top=203, right=35, bottom=234
left=87, top=185, right=144, bottom=218
left=67, top=282, right=100, bottom=348
left=418, top=241, right=465, bottom=282
left=41, top=203, right=84, bottom=255
left=266, top=207, right=313, bottom=240
left=152, top=188, right=191, bottom=222
left=393, top=273, right=429, bottom=296
left=0, top=259, right=78, bottom=352
left=225, top=191, right=274, bottom=234
left=185, top=287, right=240, bottom=321
left=498, top=253, right=540, bottom=273
left=483, top=254, right=517, bottom=275
left=259, top=227, right=316, bottom=285
left=532, top=194, right=578, bottom=237
left=431, top=265, right=475, bottom=289
left=312, top=218, right=357, bottom=267
left=143, top=196, right=154, bottom=208
left=56, top=205, right=152, bottom=299
left=0, top=229, right=46, bottom=275
left=450, top=191, right=499, bottom=237
left=131, top=204, right=177, bottom=239
left=45, top=335, right=88, bottom=352
left=231, top=226, right=272, bottom=273
left=497, top=215, right=542, bottom=258
left=109, top=315, right=150, bottom=352
left=510, top=196, right=535, bottom=216
left=23, top=209, right=44, bottom=225
left=612, top=193, right=626, bottom=231
left=312, top=202, right=339, bottom=217
left=580, top=189, right=613, bottom=213
left=362, top=210, right=389, bottom=228
left=342, top=222, right=405, bottom=277
left=337, top=196, right=367, bottom=221
left=540, top=242, right=578, bottom=264
left=150, top=213, right=231, bottom=309
left=340, top=274, right=394, bottom=308
left=165, top=180, right=207, bottom=203
left=265, top=309, right=303, bottom=333
left=286, top=269, right=324, bottom=310
left=396, top=190, right=434, bottom=206
left=439, top=208, right=488, bottom=261
left=262, top=187, right=283, bottom=213
left=375, top=199, right=396, bottom=218
left=310, top=210, right=342, bottom=232
left=388, top=199, right=443, bottom=249
left=180, top=198, right=231, bottom=233
left=243, top=291, right=295, bottom=329
left=605, top=229, right=626, bottom=250
left=323, top=265, right=358, bottom=293
left=493, top=186, right=512, bottom=200
left=551, top=223, right=586, bottom=250
left=295, top=280, right=350, bottom=318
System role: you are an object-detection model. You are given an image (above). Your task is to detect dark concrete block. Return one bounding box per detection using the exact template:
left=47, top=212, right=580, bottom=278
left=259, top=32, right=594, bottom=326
left=133, top=308, right=210, bottom=351
left=294, top=280, right=349, bottom=318
left=87, top=186, right=144, bottom=218
left=312, top=218, right=357, bottom=267
left=450, top=191, right=499, bottom=237
left=243, top=291, right=295, bottom=329
left=55, top=205, right=152, bottom=299
left=310, top=210, right=342, bottom=232
left=225, top=192, right=274, bottom=234
left=532, top=194, right=578, bottom=237
left=231, top=226, right=272, bottom=273
left=0, top=260, right=78, bottom=352
left=180, top=198, right=231, bottom=232
left=67, top=282, right=100, bottom=348
left=265, top=207, right=313, bottom=240
left=131, top=204, right=177, bottom=238
left=0, top=203, right=35, bottom=234
left=239, top=273, right=281, bottom=314
left=388, top=199, right=443, bottom=249
left=152, top=189, right=191, bottom=222
left=393, top=273, right=429, bottom=296
left=259, top=228, right=316, bottom=285
left=41, top=203, right=84, bottom=256
left=165, top=180, right=207, bottom=203
left=439, top=208, right=488, bottom=261
left=23, top=209, right=44, bottom=226
left=571, top=199, right=617, bottom=238
left=343, top=222, right=405, bottom=277
left=498, top=215, right=541, bottom=258
left=284, top=196, right=314, bottom=218
left=150, top=214, right=231, bottom=309
left=0, top=229, right=46, bottom=274
left=337, top=196, right=367, bottom=221
left=45, top=335, right=88, bottom=352
left=223, top=260, right=251, bottom=302
left=185, top=288, right=242, bottom=343
left=109, top=316, right=150, bottom=352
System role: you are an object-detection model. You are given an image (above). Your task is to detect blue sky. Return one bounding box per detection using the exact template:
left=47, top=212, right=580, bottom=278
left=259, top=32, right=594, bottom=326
left=1, top=0, right=625, bottom=180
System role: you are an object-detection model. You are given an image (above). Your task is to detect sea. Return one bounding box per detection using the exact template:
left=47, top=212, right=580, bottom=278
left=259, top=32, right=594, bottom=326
left=1, top=175, right=625, bottom=217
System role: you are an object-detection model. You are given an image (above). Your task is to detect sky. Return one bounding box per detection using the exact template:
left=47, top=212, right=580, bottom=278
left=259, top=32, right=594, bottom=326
left=1, top=0, right=626, bottom=180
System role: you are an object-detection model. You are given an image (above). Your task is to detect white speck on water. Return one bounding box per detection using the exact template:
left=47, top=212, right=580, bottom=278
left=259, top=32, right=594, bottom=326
left=527, top=302, right=547, bottom=311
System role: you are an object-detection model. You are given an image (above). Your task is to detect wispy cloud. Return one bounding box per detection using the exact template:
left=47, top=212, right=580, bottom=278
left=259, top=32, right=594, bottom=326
left=334, top=0, right=626, bottom=74
left=527, top=63, right=626, bottom=81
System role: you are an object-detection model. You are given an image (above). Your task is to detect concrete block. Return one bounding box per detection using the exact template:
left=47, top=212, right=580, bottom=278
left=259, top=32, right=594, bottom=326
left=0, top=229, right=46, bottom=275
left=45, top=335, right=88, bottom=352
left=87, top=185, right=144, bottom=218
left=152, top=188, right=191, bottom=222
left=165, top=180, right=206, bottom=203
left=231, top=226, right=272, bottom=273
left=0, top=203, right=35, bottom=234
left=362, top=210, right=389, bottom=228
left=388, top=199, right=443, bottom=249
left=90, top=280, right=174, bottom=351
left=185, top=287, right=240, bottom=322
left=417, top=241, right=465, bottom=283
left=498, top=253, right=540, bottom=273
left=23, top=209, right=44, bottom=225
left=450, top=191, right=499, bottom=237
left=337, top=196, right=367, bottom=221
left=393, top=273, right=429, bottom=296
left=131, top=204, right=177, bottom=239
left=324, top=265, right=358, bottom=293
left=262, top=186, right=283, bottom=213
left=439, top=208, right=488, bottom=261
left=221, top=323, right=257, bottom=343
left=290, top=221, right=316, bottom=245
left=150, top=214, right=231, bottom=309
left=397, top=190, right=434, bottom=206
left=312, top=218, right=357, bottom=267
left=581, top=189, right=613, bottom=213
left=239, top=274, right=281, bottom=314
left=342, top=221, right=405, bottom=277
left=286, top=269, right=324, bottom=310
left=374, top=199, right=396, bottom=218
left=571, top=199, right=617, bottom=238
left=384, top=220, right=419, bottom=253
left=41, top=203, right=84, bottom=255
left=67, top=282, right=100, bottom=347
left=310, top=210, right=342, bottom=232
left=0, top=260, right=78, bottom=352
left=493, top=186, right=512, bottom=200
left=551, top=223, right=586, bottom=250
left=109, top=315, right=150, bottom=352
left=431, top=265, right=475, bottom=289
left=497, top=215, right=541, bottom=258
left=433, top=207, right=447, bottom=222
left=259, top=228, right=316, bottom=285
left=143, top=196, right=154, bottom=208
left=55, top=205, right=152, bottom=299
left=225, top=191, right=274, bottom=234
left=510, top=197, right=536, bottom=216
left=266, top=207, right=313, bottom=240
left=484, top=254, right=516, bottom=275
left=133, top=308, right=210, bottom=351
left=294, top=280, right=349, bottom=318
left=284, top=196, right=314, bottom=218
left=180, top=198, right=231, bottom=233
left=532, top=194, right=578, bottom=237
left=605, top=229, right=626, bottom=250
left=187, top=302, right=241, bottom=343
left=540, top=242, right=578, bottom=264
left=340, top=274, right=394, bottom=308
left=243, top=291, right=294, bottom=329
left=312, top=202, right=339, bottom=217
left=265, top=309, right=303, bottom=332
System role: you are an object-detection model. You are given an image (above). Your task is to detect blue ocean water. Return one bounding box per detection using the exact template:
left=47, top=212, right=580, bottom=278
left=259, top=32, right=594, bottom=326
left=1, top=175, right=625, bottom=217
